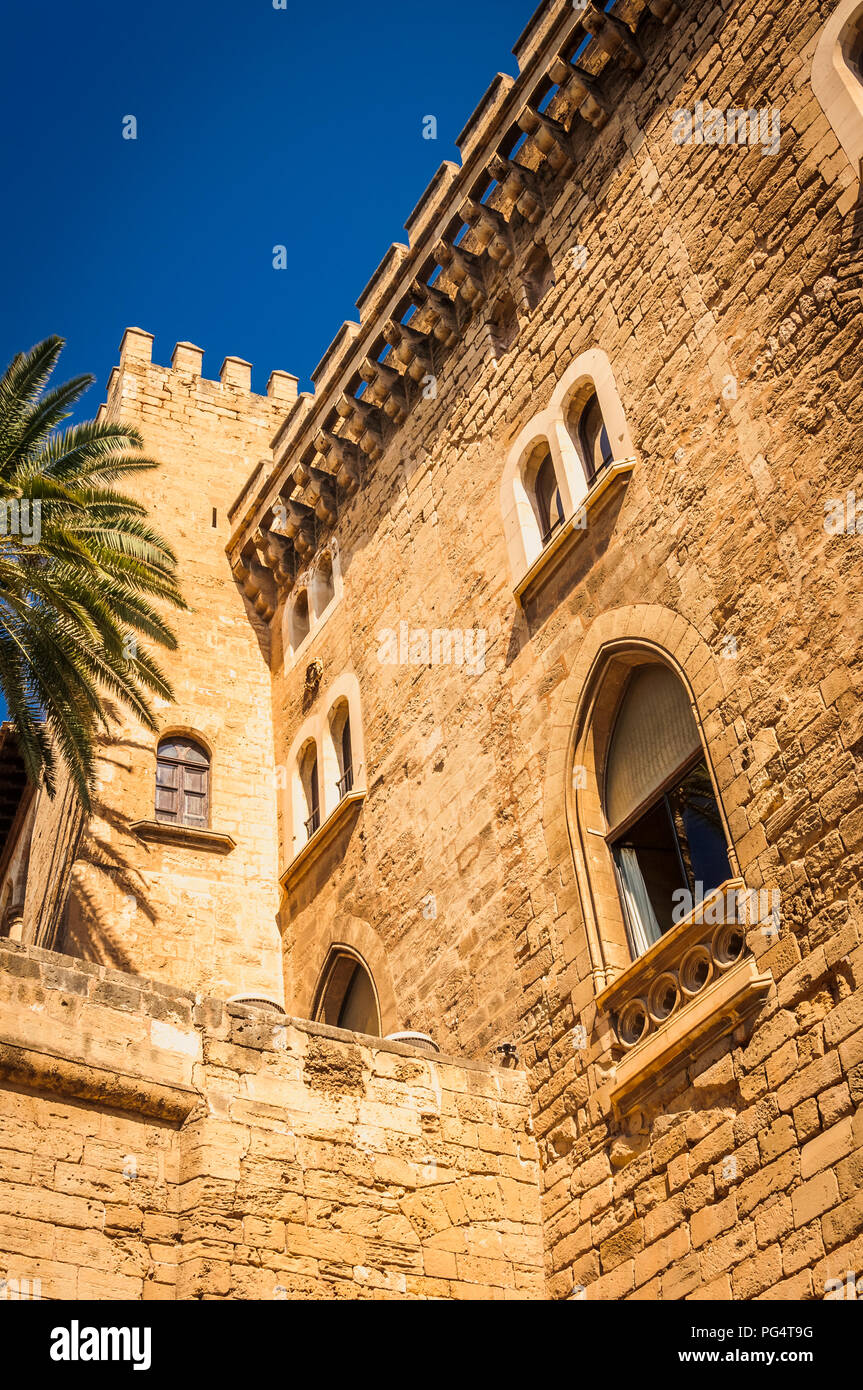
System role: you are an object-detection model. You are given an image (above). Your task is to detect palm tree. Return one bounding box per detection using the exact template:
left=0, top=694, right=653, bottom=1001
left=0, top=336, right=186, bottom=809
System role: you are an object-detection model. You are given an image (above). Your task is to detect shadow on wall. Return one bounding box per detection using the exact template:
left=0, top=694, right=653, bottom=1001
left=47, top=732, right=160, bottom=975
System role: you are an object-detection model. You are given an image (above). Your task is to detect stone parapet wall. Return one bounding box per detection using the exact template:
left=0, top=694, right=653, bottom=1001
left=0, top=941, right=544, bottom=1300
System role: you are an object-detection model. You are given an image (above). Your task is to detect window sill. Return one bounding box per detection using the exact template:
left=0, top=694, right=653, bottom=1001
left=514, top=457, right=635, bottom=607
left=129, top=820, right=236, bottom=855
left=596, top=877, right=772, bottom=1115
left=280, top=788, right=366, bottom=891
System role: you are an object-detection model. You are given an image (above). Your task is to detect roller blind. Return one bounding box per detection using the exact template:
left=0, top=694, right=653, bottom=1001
left=604, top=665, right=701, bottom=830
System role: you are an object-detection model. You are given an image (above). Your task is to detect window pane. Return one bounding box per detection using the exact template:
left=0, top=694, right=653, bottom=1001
left=612, top=798, right=686, bottom=946
left=156, top=762, right=178, bottom=788
left=158, top=738, right=208, bottom=766
left=667, top=761, right=732, bottom=897
left=155, top=787, right=178, bottom=821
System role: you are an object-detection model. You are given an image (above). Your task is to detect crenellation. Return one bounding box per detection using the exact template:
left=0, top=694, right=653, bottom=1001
left=171, top=340, right=204, bottom=375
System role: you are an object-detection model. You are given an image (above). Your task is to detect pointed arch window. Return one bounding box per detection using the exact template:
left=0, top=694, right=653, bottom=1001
left=604, top=665, right=732, bottom=959
left=155, top=737, right=210, bottom=828
left=315, top=950, right=380, bottom=1036
left=299, top=742, right=320, bottom=839
left=575, top=392, right=613, bottom=485
left=535, top=450, right=564, bottom=544
left=338, top=713, right=353, bottom=798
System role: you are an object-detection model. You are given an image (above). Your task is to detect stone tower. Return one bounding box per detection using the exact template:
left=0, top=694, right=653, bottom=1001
left=58, top=329, right=298, bottom=1004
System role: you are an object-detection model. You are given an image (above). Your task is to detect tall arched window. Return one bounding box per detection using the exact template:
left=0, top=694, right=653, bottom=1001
left=574, top=392, right=613, bottom=485
left=338, top=711, right=353, bottom=797
left=535, top=450, right=564, bottom=544
left=290, top=589, right=310, bottom=653
left=155, top=737, right=210, bottom=828
left=312, top=554, right=335, bottom=621
left=299, top=741, right=320, bottom=839
left=315, top=949, right=380, bottom=1036
left=603, top=665, right=732, bottom=959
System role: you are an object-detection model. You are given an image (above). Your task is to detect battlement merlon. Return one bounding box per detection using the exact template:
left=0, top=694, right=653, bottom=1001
left=97, top=329, right=298, bottom=423
left=225, top=0, right=682, bottom=571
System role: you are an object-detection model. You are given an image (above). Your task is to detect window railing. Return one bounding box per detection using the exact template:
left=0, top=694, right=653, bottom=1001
left=540, top=515, right=565, bottom=547
left=337, top=766, right=354, bottom=799
left=304, top=808, right=321, bottom=839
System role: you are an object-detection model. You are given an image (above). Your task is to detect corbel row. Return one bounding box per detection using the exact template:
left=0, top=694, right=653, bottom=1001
left=232, top=0, right=687, bottom=620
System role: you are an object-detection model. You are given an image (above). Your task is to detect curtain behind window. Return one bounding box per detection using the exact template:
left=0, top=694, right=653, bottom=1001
left=605, top=665, right=701, bottom=829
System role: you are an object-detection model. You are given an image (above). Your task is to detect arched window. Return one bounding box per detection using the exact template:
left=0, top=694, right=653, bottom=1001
left=298, top=741, right=320, bottom=839
left=338, top=711, right=353, bottom=797
left=573, top=392, right=613, bottom=485
left=603, top=665, right=732, bottom=959
left=315, top=950, right=381, bottom=1036
left=534, top=450, right=564, bottom=544
left=312, top=554, right=335, bottom=621
left=155, top=737, right=210, bottom=828
left=290, top=589, right=310, bottom=653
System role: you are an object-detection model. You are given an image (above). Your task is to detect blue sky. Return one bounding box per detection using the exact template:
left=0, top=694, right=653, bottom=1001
left=2, top=0, right=535, bottom=408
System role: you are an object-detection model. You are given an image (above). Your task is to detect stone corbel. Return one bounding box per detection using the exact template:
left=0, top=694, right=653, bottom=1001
left=336, top=394, right=385, bottom=460
left=408, top=281, right=459, bottom=349
left=358, top=357, right=408, bottom=424
left=305, top=465, right=338, bottom=527
left=547, top=58, right=608, bottom=131
left=254, top=525, right=294, bottom=589
left=232, top=549, right=276, bottom=621
left=382, top=320, right=435, bottom=384
left=517, top=107, right=574, bottom=175
left=581, top=7, right=645, bottom=72
left=487, top=155, right=545, bottom=224
left=460, top=198, right=513, bottom=267
left=316, top=429, right=363, bottom=496
left=433, top=241, right=486, bottom=309
left=279, top=497, right=316, bottom=560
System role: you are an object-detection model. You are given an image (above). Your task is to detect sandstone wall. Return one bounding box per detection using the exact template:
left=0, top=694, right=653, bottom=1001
left=249, top=0, right=863, bottom=1298
left=0, top=939, right=544, bottom=1300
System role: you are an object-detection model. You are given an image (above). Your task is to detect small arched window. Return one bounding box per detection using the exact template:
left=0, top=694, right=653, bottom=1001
left=155, top=737, right=210, bottom=828
left=576, top=392, right=613, bottom=485
left=312, top=555, right=335, bottom=621
left=604, top=665, right=732, bottom=959
left=535, top=450, right=564, bottom=544
left=299, top=741, right=320, bottom=839
left=290, top=590, right=310, bottom=652
left=338, top=712, right=353, bottom=797
left=315, top=950, right=380, bottom=1036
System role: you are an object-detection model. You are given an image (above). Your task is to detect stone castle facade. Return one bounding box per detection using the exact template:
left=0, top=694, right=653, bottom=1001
left=1, top=0, right=862, bottom=1300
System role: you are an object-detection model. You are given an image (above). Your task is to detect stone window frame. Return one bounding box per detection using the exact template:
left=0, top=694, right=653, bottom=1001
left=130, top=725, right=236, bottom=854
left=282, top=541, right=344, bottom=672
left=812, top=0, right=863, bottom=178
left=541, top=605, right=774, bottom=1113
left=283, top=671, right=366, bottom=866
left=500, top=348, right=636, bottom=592
left=566, top=643, right=741, bottom=990
left=292, top=914, right=398, bottom=1033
